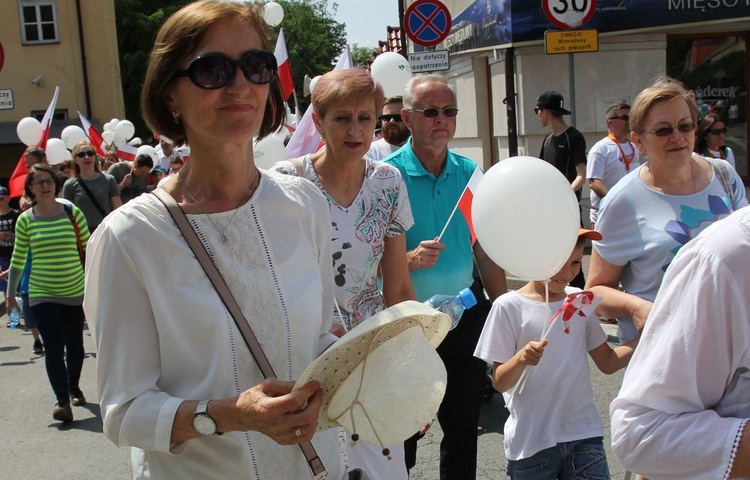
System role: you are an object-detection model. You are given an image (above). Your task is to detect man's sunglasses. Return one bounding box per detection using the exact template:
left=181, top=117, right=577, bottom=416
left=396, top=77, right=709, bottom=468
left=173, top=51, right=277, bottom=90
left=642, top=123, right=696, bottom=137
left=708, top=127, right=728, bottom=135
left=75, top=151, right=96, bottom=158
left=412, top=107, right=459, bottom=118
left=380, top=114, right=402, bottom=122
left=609, top=115, right=629, bottom=121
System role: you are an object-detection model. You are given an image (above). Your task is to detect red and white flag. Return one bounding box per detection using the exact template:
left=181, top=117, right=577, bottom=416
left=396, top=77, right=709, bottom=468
left=116, top=145, right=138, bottom=162
left=457, top=167, right=484, bottom=244
left=9, top=87, right=59, bottom=198
left=286, top=45, right=352, bottom=158
left=77, top=111, right=107, bottom=157
left=274, top=28, right=294, bottom=101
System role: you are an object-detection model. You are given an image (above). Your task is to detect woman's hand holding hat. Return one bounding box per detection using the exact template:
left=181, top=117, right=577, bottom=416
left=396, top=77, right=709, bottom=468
left=212, top=378, right=324, bottom=445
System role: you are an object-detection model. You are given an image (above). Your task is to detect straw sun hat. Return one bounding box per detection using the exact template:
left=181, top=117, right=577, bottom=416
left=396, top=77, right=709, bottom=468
left=295, top=301, right=451, bottom=453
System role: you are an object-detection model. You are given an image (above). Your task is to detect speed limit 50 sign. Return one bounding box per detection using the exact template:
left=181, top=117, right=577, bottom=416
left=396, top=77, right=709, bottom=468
left=543, top=0, right=597, bottom=29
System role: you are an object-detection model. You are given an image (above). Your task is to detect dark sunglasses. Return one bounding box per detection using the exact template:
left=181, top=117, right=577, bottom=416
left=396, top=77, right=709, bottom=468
left=708, top=127, right=728, bottom=135
left=75, top=151, right=96, bottom=158
left=173, top=50, right=277, bottom=90
left=534, top=107, right=542, bottom=114
left=642, top=123, right=696, bottom=137
left=412, top=107, right=459, bottom=118
left=609, top=115, right=629, bottom=121
left=380, top=114, right=402, bottom=122
left=31, top=178, right=55, bottom=187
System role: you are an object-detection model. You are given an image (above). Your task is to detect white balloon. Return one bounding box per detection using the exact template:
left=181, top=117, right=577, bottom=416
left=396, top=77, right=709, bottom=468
left=370, top=52, right=413, bottom=97
left=45, top=138, right=70, bottom=165
left=102, top=131, right=115, bottom=145
left=472, top=156, right=580, bottom=281
left=253, top=135, right=287, bottom=169
left=114, top=139, right=127, bottom=148
left=115, top=120, right=135, bottom=141
left=127, top=137, right=142, bottom=147
left=16, top=117, right=44, bottom=147
left=136, top=145, right=159, bottom=164
left=309, top=75, right=322, bottom=96
left=104, top=119, right=118, bottom=132
left=263, top=2, right=284, bottom=27
left=61, top=126, right=88, bottom=150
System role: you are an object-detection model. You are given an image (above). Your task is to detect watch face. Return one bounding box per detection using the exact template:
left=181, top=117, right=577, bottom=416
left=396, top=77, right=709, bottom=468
left=193, top=414, right=216, bottom=436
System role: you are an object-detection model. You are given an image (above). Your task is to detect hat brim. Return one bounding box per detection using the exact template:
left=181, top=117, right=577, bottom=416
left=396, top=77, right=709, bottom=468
left=295, top=301, right=451, bottom=440
left=578, top=227, right=603, bottom=241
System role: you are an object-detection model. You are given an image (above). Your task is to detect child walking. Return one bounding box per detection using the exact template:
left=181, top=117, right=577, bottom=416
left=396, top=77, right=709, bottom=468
left=474, top=228, right=638, bottom=480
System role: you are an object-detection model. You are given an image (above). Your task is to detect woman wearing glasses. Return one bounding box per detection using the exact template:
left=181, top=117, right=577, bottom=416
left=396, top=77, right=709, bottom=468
left=62, top=141, right=122, bottom=232
left=274, top=68, right=416, bottom=478
left=84, top=2, right=345, bottom=478
left=586, top=77, right=747, bottom=345
left=695, top=113, right=736, bottom=170
left=6, top=164, right=90, bottom=424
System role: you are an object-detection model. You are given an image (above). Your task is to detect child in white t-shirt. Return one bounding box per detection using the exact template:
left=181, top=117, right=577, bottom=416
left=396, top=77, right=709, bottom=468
left=474, top=228, right=638, bottom=480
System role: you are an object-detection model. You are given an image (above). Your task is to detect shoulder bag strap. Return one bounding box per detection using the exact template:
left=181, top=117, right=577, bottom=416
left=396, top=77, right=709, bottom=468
left=698, top=154, right=735, bottom=207
left=150, top=188, right=327, bottom=478
left=76, top=177, right=108, bottom=217
left=63, top=204, right=86, bottom=267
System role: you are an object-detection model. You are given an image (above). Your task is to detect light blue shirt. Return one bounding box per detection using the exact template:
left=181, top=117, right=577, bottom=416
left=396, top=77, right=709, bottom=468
left=384, top=140, right=478, bottom=301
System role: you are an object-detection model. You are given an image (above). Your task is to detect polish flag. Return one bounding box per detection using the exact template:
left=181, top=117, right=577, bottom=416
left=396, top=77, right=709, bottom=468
left=9, top=87, right=60, bottom=198
left=274, top=28, right=294, bottom=101
left=286, top=45, right=352, bottom=158
left=77, top=111, right=107, bottom=157
left=457, top=167, right=483, bottom=245
left=116, top=145, right=137, bottom=162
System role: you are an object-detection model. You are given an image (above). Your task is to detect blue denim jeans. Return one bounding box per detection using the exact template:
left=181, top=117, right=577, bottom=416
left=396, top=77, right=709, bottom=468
left=506, top=437, right=610, bottom=480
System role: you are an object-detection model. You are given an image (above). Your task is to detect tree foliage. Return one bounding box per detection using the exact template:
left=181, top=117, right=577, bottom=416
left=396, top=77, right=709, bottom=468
left=351, top=44, right=378, bottom=68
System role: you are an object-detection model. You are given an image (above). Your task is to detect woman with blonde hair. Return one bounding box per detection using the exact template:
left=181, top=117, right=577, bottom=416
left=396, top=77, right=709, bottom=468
left=586, top=76, right=747, bottom=344
left=62, top=141, right=121, bottom=232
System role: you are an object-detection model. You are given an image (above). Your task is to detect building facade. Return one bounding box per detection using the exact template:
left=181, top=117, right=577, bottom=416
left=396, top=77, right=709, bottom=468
left=0, top=0, right=124, bottom=178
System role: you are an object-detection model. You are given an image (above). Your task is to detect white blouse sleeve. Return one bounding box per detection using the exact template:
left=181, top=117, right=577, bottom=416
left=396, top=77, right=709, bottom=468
left=610, top=226, right=750, bottom=480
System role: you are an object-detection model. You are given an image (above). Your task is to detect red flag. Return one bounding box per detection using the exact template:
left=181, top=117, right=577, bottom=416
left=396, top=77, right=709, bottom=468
left=10, top=87, right=59, bottom=198
left=77, top=111, right=107, bottom=157
left=457, top=167, right=483, bottom=245
left=274, top=28, right=294, bottom=101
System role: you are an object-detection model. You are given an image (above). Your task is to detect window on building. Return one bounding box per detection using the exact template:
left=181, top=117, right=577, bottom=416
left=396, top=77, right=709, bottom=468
left=18, top=0, right=59, bottom=45
left=668, top=34, right=748, bottom=179
left=30, top=109, right=67, bottom=121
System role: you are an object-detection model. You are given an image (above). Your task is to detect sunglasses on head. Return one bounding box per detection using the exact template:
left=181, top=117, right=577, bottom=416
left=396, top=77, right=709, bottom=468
left=75, top=151, right=96, bottom=158
left=609, top=115, right=629, bottom=121
left=642, top=123, right=696, bottom=137
left=380, top=114, right=402, bottom=122
left=31, top=178, right=55, bottom=187
left=708, top=127, right=728, bottom=135
left=173, top=50, right=277, bottom=90
left=412, top=107, right=459, bottom=118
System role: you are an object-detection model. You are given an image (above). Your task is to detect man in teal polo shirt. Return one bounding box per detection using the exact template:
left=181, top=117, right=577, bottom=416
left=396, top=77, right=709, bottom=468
left=385, top=74, right=507, bottom=480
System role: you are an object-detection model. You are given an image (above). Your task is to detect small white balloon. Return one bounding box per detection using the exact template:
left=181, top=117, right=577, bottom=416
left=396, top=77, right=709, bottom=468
left=253, top=135, right=287, bottom=169
left=61, top=126, right=88, bottom=150
left=370, top=52, right=413, bottom=97
left=115, top=120, right=135, bottom=141
left=102, top=131, right=115, bottom=145
left=127, top=137, right=142, bottom=147
left=104, top=119, right=118, bottom=132
left=136, top=145, right=159, bottom=164
left=309, top=75, right=322, bottom=96
left=16, top=117, right=44, bottom=147
left=45, top=138, right=70, bottom=165
left=263, top=2, right=284, bottom=27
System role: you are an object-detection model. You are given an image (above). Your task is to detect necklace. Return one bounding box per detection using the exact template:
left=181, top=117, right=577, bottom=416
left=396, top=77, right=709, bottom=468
left=177, top=168, right=260, bottom=245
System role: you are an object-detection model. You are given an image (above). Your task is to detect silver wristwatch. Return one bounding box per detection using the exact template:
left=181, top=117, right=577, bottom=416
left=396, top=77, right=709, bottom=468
left=193, top=400, right=219, bottom=436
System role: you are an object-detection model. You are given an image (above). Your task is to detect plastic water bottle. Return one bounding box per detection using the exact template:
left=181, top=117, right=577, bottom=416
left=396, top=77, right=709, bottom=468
left=9, top=306, right=21, bottom=329
left=424, top=288, right=477, bottom=330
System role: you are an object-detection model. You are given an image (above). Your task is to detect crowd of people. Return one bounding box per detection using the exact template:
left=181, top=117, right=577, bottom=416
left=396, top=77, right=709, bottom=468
left=3, top=1, right=749, bottom=479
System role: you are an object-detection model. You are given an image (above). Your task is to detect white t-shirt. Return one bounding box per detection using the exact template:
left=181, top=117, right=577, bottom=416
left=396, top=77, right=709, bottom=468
left=273, top=156, right=414, bottom=330
left=706, top=146, right=736, bottom=170
left=594, top=159, right=748, bottom=342
left=474, top=287, right=607, bottom=461
left=586, top=136, right=640, bottom=224
left=365, top=138, right=402, bottom=161
left=611, top=206, right=750, bottom=480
